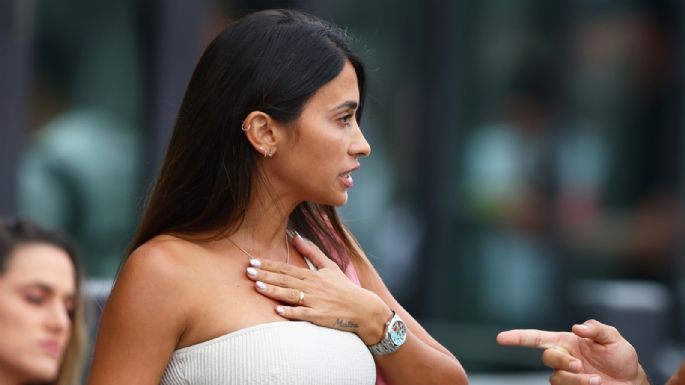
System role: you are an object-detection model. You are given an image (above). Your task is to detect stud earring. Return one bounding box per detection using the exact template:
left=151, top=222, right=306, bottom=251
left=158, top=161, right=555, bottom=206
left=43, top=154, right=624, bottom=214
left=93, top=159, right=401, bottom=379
left=267, top=148, right=275, bottom=158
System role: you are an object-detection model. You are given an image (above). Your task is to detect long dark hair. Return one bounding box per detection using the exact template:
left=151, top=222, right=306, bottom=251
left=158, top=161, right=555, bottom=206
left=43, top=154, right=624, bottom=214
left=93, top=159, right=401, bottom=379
left=128, top=9, right=367, bottom=269
left=0, top=218, right=86, bottom=385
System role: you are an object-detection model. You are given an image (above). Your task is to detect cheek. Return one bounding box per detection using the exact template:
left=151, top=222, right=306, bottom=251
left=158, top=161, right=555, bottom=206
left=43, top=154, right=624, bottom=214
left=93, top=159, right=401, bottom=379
left=0, top=298, right=40, bottom=353
left=0, top=297, right=35, bottom=343
left=0, top=302, right=59, bottom=379
left=285, top=142, right=333, bottom=176
left=302, top=138, right=346, bottom=171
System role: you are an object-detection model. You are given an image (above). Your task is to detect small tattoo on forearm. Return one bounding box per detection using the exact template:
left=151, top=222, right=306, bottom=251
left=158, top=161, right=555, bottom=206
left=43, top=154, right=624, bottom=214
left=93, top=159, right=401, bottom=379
left=335, top=319, right=359, bottom=329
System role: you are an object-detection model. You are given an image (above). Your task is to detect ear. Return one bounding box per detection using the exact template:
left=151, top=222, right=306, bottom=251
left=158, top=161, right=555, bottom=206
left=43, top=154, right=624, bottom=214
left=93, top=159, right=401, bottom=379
left=242, top=111, right=279, bottom=157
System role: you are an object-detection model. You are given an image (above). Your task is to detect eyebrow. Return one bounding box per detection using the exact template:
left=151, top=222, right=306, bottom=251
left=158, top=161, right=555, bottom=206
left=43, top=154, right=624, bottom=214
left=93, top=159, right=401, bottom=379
left=331, top=101, right=358, bottom=112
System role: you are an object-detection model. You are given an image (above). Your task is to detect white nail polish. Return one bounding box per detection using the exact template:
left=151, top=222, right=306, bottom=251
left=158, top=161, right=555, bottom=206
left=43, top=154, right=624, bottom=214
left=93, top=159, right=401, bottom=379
left=276, top=306, right=285, bottom=315
left=246, top=267, right=258, bottom=277
left=256, top=281, right=266, bottom=290
left=249, top=258, right=261, bottom=267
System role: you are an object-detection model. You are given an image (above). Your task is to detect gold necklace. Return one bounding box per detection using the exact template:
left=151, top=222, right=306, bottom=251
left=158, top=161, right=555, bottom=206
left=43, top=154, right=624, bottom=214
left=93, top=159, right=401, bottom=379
left=229, top=231, right=290, bottom=264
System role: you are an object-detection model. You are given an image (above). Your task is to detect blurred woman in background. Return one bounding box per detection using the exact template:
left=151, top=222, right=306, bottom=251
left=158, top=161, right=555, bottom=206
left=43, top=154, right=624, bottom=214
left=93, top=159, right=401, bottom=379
left=0, top=218, right=87, bottom=385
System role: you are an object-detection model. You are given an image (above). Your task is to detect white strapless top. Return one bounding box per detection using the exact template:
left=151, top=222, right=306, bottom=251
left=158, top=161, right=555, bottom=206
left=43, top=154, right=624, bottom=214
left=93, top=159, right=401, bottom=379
left=159, top=320, right=376, bottom=385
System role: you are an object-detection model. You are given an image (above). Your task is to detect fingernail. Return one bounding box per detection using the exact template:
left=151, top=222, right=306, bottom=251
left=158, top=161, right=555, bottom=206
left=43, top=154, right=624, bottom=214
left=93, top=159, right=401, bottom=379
left=575, top=324, right=590, bottom=331
left=249, top=258, right=261, bottom=267
left=569, top=360, right=580, bottom=372
left=589, top=375, right=602, bottom=385
left=293, top=230, right=302, bottom=239
left=276, top=306, right=285, bottom=315
left=256, top=281, right=266, bottom=291
left=246, top=267, right=258, bottom=278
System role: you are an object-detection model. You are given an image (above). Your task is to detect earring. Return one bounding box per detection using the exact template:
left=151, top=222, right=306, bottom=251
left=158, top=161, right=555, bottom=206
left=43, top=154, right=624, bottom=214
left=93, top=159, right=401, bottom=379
left=241, top=123, right=251, bottom=131
left=267, top=148, right=275, bottom=158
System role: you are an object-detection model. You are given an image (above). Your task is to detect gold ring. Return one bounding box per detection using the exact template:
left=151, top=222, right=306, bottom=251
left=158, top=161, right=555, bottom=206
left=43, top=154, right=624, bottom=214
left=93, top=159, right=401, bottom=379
left=297, top=290, right=304, bottom=305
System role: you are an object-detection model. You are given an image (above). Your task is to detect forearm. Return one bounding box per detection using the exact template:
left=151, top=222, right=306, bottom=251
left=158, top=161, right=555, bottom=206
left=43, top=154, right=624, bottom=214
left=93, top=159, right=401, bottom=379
left=374, top=331, right=468, bottom=385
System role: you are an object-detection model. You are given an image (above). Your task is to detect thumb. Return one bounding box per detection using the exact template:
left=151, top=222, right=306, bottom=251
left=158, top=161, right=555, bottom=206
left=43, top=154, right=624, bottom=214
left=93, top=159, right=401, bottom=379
left=572, top=319, right=622, bottom=345
left=292, top=233, right=333, bottom=269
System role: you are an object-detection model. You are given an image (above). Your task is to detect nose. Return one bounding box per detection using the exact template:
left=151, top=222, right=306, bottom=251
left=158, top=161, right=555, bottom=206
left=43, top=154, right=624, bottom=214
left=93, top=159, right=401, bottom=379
left=45, top=301, right=71, bottom=334
left=350, top=123, right=371, bottom=158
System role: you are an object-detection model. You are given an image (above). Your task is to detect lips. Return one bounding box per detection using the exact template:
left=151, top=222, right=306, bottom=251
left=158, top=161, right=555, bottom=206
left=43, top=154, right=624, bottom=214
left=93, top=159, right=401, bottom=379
left=39, top=340, right=63, bottom=358
left=339, top=173, right=354, bottom=188
left=339, top=164, right=360, bottom=188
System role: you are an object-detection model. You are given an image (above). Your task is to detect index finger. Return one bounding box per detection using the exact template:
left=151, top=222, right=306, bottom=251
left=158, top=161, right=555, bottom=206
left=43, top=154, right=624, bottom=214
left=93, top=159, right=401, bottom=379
left=497, top=329, right=569, bottom=350
left=251, top=258, right=311, bottom=280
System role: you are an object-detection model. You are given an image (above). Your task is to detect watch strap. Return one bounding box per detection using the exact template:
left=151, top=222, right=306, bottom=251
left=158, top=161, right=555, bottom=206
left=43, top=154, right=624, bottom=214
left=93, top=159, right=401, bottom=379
left=367, top=310, right=405, bottom=356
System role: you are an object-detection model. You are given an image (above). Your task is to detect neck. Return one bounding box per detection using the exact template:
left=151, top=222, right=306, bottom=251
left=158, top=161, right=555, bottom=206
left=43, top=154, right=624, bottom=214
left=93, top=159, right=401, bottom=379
left=230, top=183, right=299, bottom=257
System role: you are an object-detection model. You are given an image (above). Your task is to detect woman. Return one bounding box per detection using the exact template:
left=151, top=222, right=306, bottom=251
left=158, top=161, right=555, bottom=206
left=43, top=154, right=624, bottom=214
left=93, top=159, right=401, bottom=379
left=88, top=9, right=467, bottom=385
left=0, top=218, right=87, bottom=385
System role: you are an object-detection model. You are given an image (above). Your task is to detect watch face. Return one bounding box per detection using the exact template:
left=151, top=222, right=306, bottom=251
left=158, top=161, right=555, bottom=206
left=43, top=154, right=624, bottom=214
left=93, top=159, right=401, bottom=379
left=389, top=319, right=407, bottom=346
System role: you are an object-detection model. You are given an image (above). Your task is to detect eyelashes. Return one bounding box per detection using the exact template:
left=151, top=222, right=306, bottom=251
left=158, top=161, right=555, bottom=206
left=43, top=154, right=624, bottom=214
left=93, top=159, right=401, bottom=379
left=339, top=113, right=354, bottom=126
left=24, top=293, right=45, bottom=305
left=24, top=293, right=76, bottom=319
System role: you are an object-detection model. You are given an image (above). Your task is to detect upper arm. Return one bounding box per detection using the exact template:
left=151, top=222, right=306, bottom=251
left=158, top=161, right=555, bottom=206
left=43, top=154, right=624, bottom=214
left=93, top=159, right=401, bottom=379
left=87, top=243, right=192, bottom=385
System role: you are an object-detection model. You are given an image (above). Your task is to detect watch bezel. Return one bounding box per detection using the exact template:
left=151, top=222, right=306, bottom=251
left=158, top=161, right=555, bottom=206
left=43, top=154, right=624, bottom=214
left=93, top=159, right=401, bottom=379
left=388, top=317, right=407, bottom=345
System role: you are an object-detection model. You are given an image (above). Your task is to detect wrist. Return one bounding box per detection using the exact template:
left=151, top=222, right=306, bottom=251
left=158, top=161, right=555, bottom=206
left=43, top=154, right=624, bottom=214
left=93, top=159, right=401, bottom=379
left=366, top=310, right=408, bottom=356
left=358, top=301, right=392, bottom=345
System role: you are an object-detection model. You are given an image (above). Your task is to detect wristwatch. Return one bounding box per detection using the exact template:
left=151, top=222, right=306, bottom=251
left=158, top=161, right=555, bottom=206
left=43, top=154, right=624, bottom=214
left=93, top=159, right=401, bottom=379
left=368, top=311, right=407, bottom=356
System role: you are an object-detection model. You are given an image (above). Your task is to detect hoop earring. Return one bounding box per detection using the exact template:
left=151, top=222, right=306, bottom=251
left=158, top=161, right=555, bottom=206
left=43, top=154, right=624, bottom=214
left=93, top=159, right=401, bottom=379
left=241, top=123, right=251, bottom=131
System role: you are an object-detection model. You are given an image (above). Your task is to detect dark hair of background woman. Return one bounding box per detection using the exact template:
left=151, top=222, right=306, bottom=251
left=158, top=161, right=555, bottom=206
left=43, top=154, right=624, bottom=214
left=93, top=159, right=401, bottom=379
left=0, top=218, right=87, bottom=385
left=128, top=9, right=367, bottom=269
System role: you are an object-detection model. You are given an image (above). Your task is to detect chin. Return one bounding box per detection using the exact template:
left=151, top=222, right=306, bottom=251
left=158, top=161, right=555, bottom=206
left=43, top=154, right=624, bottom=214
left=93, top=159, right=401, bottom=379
left=312, top=192, right=348, bottom=207
left=22, top=357, right=61, bottom=383
left=330, top=194, right=349, bottom=207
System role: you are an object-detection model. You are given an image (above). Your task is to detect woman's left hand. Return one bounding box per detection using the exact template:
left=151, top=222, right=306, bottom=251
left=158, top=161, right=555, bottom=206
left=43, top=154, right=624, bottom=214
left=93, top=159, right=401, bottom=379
left=245, top=234, right=391, bottom=345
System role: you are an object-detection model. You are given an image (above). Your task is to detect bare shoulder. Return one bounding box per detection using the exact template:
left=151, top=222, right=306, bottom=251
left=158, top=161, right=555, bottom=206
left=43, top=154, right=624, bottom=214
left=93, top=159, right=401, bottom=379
left=88, top=235, right=204, bottom=383
left=125, top=234, right=197, bottom=272
left=118, top=236, right=197, bottom=291
left=109, top=234, right=200, bottom=323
